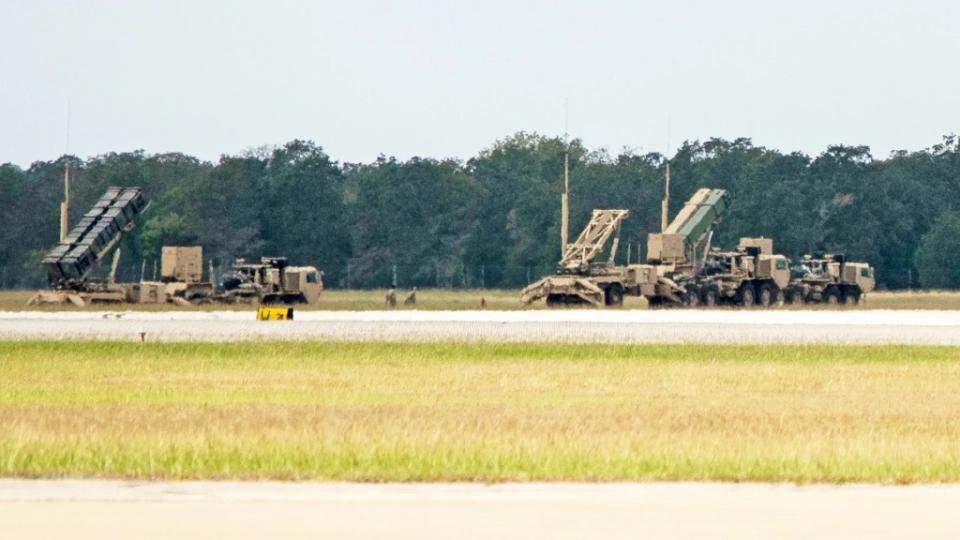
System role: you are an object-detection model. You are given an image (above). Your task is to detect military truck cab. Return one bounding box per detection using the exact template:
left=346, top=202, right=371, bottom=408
left=277, top=266, right=323, bottom=304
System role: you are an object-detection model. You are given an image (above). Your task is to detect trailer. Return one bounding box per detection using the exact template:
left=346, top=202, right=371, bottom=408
left=520, top=188, right=728, bottom=308
left=29, top=186, right=149, bottom=306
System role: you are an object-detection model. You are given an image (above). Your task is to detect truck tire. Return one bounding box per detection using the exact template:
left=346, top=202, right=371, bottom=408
left=701, top=287, right=718, bottom=307
left=784, top=288, right=803, bottom=305
left=771, top=287, right=784, bottom=307
left=823, top=288, right=841, bottom=305
left=737, top=284, right=756, bottom=307
left=757, top=283, right=777, bottom=307
left=604, top=285, right=624, bottom=306
left=843, top=287, right=861, bottom=305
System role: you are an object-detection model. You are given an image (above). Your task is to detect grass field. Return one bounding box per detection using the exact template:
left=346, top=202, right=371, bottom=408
left=1, top=289, right=527, bottom=311
left=2, top=341, right=960, bottom=483
left=5, top=288, right=960, bottom=311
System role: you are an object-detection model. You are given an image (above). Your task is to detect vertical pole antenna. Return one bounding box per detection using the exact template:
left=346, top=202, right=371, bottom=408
left=560, top=100, right=570, bottom=252
left=561, top=145, right=570, bottom=251
left=60, top=101, right=71, bottom=242
left=661, top=161, right=671, bottom=232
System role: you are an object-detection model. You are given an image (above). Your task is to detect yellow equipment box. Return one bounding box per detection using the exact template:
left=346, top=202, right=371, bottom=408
left=257, top=306, right=294, bottom=320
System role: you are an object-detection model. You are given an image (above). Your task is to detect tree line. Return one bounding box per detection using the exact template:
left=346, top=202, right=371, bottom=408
left=2, top=132, right=960, bottom=290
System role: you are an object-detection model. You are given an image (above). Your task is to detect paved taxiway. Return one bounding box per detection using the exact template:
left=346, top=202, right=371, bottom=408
left=1, top=309, right=959, bottom=344
left=1, top=480, right=958, bottom=539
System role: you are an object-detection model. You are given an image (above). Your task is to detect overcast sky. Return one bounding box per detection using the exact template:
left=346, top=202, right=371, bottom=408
left=2, top=0, right=958, bottom=167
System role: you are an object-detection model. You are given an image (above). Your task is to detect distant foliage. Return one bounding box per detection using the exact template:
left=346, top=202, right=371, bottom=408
left=3, top=134, right=960, bottom=289
left=916, top=212, right=960, bottom=289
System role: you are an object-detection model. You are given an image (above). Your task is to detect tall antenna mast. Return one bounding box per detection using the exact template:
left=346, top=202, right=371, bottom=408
left=661, top=114, right=672, bottom=232
left=560, top=101, right=570, bottom=251
left=561, top=144, right=570, bottom=250
left=661, top=161, right=670, bottom=232
left=60, top=101, right=71, bottom=242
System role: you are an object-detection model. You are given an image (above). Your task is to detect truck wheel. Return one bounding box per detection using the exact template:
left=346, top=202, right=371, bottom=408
left=757, top=283, right=775, bottom=307
left=843, top=289, right=861, bottom=305
left=823, top=288, right=841, bottom=305
left=685, top=291, right=701, bottom=307
left=784, top=289, right=801, bottom=305
left=701, top=288, right=718, bottom=307
left=604, top=286, right=624, bottom=306
left=738, top=285, right=756, bottom=307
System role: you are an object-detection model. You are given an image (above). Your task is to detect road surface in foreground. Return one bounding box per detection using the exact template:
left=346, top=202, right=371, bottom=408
left=0, top=480, right=957, bottom=539
left=1, top=309, right=959, bottom=344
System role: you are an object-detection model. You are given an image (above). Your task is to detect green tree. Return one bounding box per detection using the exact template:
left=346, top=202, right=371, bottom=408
left=346, top=156, right=477, bottom=287
left=465, top=132, right=583, bottom=287
left=915, top=211, right=960, bottom=288
left=140, top=213, right=199, bottom=257
left=259, top=140, right=351, bottom=285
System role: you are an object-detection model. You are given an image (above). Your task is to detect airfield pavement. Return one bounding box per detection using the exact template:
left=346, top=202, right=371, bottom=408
left=1, top=480, right=959, bottom=539
left=1, top=308, right=960, bottom=344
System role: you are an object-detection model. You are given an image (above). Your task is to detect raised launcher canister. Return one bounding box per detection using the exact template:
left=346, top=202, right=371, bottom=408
left=642, top=188, right=729, bottom=306
left=40, top=187, right=148, bottom=287
left=646, top=188, right=729, bottom=268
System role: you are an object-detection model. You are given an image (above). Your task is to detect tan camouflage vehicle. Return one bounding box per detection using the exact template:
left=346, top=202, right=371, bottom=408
left=689, top=237, right=790, bottom=307
left=520, top=188, right=730, bottom=308
left=520, top=209, right=635, bottom=306
left=783, top=253, right=875, bottom=305
left=217, top=257, right=323, bottom=305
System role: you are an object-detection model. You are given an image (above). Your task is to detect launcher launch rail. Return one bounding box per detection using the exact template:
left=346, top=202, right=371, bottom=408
left=41, top=186, right=149, bottom=288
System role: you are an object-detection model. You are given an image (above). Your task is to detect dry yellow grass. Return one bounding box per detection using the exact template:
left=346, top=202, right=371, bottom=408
left=2, top=341, right=960, bottom=482
left=0, top=289, right=526, bottom=311
left=3, top=288, right=960, bottom=311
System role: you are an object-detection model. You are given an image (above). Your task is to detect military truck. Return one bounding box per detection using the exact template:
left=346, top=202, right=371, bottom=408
left=217, top=256, right=323, bottom=304
left=690, top=237, right=790, bottom=307
left=783, top=253, right=875, bottom=305
left=134, top=247, right=323, bottom=306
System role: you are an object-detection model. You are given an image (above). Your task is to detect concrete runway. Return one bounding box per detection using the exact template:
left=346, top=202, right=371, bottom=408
left=1, top=309, right=960, bottom=344
left=1, top=480, right=959, bottom=539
